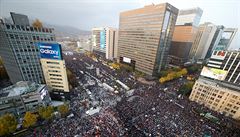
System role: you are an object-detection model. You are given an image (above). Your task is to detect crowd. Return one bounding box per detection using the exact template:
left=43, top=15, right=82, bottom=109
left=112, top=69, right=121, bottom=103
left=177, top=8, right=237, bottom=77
left=29, top=53, right=239, bottom=137
left=116, top=85, right=240, bottom=136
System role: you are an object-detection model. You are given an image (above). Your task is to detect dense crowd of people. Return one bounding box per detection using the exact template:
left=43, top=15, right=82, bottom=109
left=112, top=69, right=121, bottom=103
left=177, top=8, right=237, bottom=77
left=30, top=52, right=240, bottom=137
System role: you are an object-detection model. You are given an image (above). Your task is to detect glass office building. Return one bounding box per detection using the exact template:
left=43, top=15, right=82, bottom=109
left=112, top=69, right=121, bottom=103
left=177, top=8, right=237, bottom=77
left=176, top=7, right=203, bottom=27
left=118, top=3, right=178, bottom=76
left=213, top=28, right=237, bottom=51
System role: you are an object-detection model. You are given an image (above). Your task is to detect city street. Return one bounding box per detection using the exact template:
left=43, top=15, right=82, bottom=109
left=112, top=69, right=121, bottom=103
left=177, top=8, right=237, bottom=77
left=30, top=53, right=240, bottom=137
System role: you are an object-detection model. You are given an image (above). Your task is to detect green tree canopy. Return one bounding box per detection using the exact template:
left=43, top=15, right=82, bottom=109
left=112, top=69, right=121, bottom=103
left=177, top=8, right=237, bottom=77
left=178, top=81, right=195, bottom=96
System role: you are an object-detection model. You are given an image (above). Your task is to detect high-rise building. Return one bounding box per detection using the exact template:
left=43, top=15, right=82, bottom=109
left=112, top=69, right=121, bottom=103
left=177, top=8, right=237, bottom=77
left=188, top=22, right=217, bottom=61
left=10, top=12, right=30, bottom=26
left=92, top=27, right=118, bottom=60
left=206, top=50, right=240, bottom=85
left=169, top=26, right=198, bottom=65
left=0, top=13, right=55, bottom=84
left=0, top=81, right=51, bottom=116
left=38, top=43, right=70, bottom=99
left=189, top=50, right=240, bottom=120
left=205, top=25, right=225, bottom=59
left=212, top=28, right=237, bottom=51
left=118, top=3, right=178, bottom=75
left=189, top=77, right=240, bottom=120
left=169, top=7, right=202, bottom=65
left=175, top=7, right=203, bottom=27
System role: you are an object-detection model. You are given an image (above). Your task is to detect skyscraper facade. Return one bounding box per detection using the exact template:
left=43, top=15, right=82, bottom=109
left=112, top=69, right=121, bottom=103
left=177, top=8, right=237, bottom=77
left=92, top=27, right=118, bottom=60
left=206, top=50, right=240, bottom=85
left=175, top=7, right=203, bottom=27
left=188, top=22, right=217, bottom=61
left=205, top=25, right=224, bottom=59
left=212, top=28, right=237, bottom=51
left=169, top=25, right=198, bottom=65
left=169, top=7, right=202, bottom=65
left=118, top=3, right=178, bottom=75
left=0, top=13, right=55, bottom=84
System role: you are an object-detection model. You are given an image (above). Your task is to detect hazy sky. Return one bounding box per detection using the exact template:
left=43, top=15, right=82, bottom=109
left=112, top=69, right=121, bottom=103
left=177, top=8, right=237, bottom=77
left=1, top=0, right=239, bottom=49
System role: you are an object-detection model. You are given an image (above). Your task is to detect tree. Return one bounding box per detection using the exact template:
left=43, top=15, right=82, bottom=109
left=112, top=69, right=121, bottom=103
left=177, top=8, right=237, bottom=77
left=23, top=112, right=37, bottom=128
left=178, top=81, right=195, bottom=96
left=159, top=77, right=167, bottom=84
left=66, top=68, right=77, bottom=89
left=32, top=19, right=43, bottom=28
left=159, top=70, right=168, bottom=77
left=38, top=106, right=54, bottom=121
left=178, top=68, right=188, bottom=76
left=187, top=65, right=201, bottom=74
left=0, top=57, right=9, bottom=79
left=0, top=114, right=17, bottom=136
left=58, top=104, right=69, bottom=117
left=110, top=63, right=120, bottom=70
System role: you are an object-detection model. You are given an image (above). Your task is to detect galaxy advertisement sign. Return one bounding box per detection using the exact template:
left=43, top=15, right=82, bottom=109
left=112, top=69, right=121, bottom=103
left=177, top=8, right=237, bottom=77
left=100, top=30, right=106, bottom=49
left=37, top=43, right=62, bottom=60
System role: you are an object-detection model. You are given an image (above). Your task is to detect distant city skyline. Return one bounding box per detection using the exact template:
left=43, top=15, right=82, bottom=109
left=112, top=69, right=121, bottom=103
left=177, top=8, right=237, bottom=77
left=1, top=0, right=239, bottom=49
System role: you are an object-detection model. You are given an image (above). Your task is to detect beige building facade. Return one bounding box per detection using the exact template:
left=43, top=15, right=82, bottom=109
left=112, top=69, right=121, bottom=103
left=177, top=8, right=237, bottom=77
left=118, top=3, right=178, bottom=75
left=92, top=27, right=118, bottom=60
left=189, top=22, right=217, bottom=60
left=189, top=77, right=240, bottom=120
left=40, top=58, right=69, bottom=92
left=106, top=28, right=118, bottom=60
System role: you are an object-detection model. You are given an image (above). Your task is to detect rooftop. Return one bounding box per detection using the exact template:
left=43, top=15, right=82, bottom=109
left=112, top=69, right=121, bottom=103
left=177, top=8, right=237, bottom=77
left=198, top=76, right=240, bottom=92
left=0, top=81, right=45, bottom=98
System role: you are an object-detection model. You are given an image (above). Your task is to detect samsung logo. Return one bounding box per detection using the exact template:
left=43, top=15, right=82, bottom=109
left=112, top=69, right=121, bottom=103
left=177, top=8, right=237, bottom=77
left=40, top=49, right=58, bottom=55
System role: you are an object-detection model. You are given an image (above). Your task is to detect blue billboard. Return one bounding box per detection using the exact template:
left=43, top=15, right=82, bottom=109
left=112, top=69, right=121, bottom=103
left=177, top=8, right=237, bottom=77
left=100, top=30, right=105, bottom=49
left=37, top=43, right=62, bottom=60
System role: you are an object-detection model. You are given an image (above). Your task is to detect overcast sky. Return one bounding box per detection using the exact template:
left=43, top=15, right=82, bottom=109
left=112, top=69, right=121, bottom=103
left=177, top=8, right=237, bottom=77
left=1, top=0, right=239, bottom=49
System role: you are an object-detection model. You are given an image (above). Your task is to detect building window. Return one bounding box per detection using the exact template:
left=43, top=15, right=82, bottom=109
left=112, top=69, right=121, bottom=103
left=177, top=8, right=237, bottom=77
left=233, top=106, right=239, bottom=110
left=230, top=110, right=236, bottom=114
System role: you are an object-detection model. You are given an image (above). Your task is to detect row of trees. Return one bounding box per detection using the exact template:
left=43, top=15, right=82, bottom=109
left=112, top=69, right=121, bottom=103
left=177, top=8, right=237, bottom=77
left=0, top=104, right=69, bottom=136
left=159, top=68, right=188, bottom=83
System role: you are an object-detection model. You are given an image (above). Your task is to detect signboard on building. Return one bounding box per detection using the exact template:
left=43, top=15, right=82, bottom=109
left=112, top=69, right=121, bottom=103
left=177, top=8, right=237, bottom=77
left=123, top=57, right=131, bottom=63
left=37, top=43, right=62, bottom=60
left=211, top=51, right=227, bottom=60
left=200, top=66, right=228, bottom=80
left=100, top=30, right=105, bottom=49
